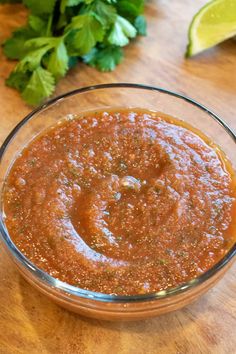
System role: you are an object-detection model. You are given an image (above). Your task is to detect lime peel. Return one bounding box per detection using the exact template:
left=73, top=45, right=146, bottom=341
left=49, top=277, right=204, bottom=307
left=186, top=0, right=236, bottom=57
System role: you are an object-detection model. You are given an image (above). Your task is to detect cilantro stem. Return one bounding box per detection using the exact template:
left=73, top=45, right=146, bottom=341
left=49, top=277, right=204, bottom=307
left=46, top=15, right=53, bottom=37
left=3, top=0, right=147, bottom=105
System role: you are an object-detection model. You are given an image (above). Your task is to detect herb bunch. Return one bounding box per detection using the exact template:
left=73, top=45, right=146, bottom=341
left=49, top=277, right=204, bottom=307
left=1, top=0, right=147, bottom=105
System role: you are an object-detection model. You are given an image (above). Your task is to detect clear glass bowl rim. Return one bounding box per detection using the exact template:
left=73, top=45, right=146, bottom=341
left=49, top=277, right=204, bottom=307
left=0, top=83, right=235, bottom=304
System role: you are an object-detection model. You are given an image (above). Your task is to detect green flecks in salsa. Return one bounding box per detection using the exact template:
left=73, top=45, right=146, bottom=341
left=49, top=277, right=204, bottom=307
left=3, top=109, right=236, bottom=295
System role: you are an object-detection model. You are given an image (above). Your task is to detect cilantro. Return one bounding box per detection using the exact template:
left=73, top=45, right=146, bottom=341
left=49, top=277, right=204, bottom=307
left=108, top=15, right=136, bottom=46
left=6, top=71, right=31, bottom=92
left=134, top=15, right=147, bottom=35
left=22, top=67, right=55, bottom=105
left=68, top=56, right=78, bottom=68
left=48, top=41, right=69, bottom=79
left=83, top=45, right=123, bottom=71
left=22, top=0, right=56, bottom=15
left=2, top=0, right=147, bottom=105
left=68, top=13, right=105, bottom=54
left=16, top=44, right=54, bottom=72
left=3, top=27, right=36, bottom=60
left=28, top=15, right=48, bottom=35
left=116, top=0, right=145, bottom=20
left=159, top=259, right=168, bottom=265
left=91, top=1, right=116, bottom=27
left=60, top=0, right=83, bottom=13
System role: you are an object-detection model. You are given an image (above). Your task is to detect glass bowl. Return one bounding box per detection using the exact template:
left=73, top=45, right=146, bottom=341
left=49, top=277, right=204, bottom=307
left=0, top=83, right=235, bottom=321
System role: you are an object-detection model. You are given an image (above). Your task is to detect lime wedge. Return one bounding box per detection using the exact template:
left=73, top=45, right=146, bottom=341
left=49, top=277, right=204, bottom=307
left=186, top=0, right=236, bottom=57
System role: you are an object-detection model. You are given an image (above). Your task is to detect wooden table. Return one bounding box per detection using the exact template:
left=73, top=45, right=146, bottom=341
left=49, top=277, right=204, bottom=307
left=0, top=1, right=235, bottom=353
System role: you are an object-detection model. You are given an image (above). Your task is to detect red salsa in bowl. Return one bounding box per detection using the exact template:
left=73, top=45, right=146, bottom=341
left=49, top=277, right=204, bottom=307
left=3, top=108, right=236, bottom=296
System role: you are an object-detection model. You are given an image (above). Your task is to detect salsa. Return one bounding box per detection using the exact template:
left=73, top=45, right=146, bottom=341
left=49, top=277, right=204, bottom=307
left=3, top=109, right=236, bottom=295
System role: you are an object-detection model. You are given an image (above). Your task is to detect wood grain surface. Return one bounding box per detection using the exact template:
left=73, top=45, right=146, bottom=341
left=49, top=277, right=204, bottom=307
left=0, top=1, right=236, bottom=353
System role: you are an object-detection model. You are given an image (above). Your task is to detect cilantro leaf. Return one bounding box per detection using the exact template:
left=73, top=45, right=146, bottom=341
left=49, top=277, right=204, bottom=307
left=2, top=0, right=147, bottom=105
left=22, top=67, right=55, bottom=105
left=28, top=15, right=48, bottom=35
left=60, top=0, right=83, bottom=13
left=68, top=56, right=78, bottom=68
left=116, top=0, right=145, bottom=19
left=92, top=1, right=116, bottom=27
left=20, top=37, right=68, bottom=78
left=134, top=15, right=147, bottom=35
left=3, top=26, right=36, bottom=60
left=84, top=45, right=123, bottom=71
left=23, top=0, right=56, bottom=15
left=82, top=47, right=98, bottom=65
left=25, top=37, right=58, bottom=49
left=47, top=41, right=69, bottom=79
left=108, top=15, right=136, bottom=46
left=17, top=44, right=54, bottom=72
left=6, top=70, right=31, bottom=92
left=68, top=13, right=104, bottom=54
